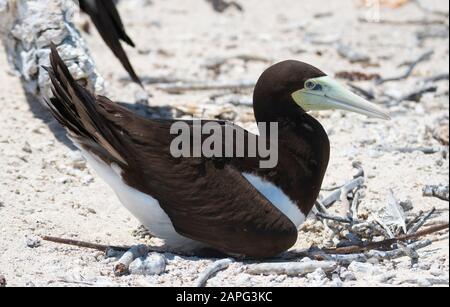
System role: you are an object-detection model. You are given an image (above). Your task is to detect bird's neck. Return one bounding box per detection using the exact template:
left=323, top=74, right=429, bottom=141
left=253, top=98, right=330, bottom=216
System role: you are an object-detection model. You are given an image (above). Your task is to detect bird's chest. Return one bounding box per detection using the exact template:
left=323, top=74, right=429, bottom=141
left=242, top=172, right=306, bottom=229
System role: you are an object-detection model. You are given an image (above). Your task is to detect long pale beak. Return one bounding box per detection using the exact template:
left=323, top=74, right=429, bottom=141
left=292, top=76, right=390, bottom=120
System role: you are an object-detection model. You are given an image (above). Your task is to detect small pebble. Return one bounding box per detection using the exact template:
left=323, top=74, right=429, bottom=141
left=69, top=151, right=86, bottom=170
left=430, top=264, right=444, bottom=277
left=348, top=261, right=382, bottom=279
left=418, top=263, right=431, bottom=271
left=430, top=269, right=444, bottom=277
left=377, top=272, right=396, bottom=284
left=399, top=199, right=414, bottom=212
left=101, top=257, right=116, bottom=265
left=105, top=248, right=123, bottom=259
left=0, top=275, right=6, bottom=287
left=235, top=274, right=252, bottom=285
left=129, top=253, right=166, bottom=276
left=331, top=274, right=343, bottom=287
left=368, top=150, right=384, bottom=159
left=274, top=275, right=286, bottom=283
left=340, top=270, right=356, bottom=282
left=26, top=236, right=41, bottom=248
left=306, top=268, right=327, bottom=283
left=57, top=176, right=70, bottom=184
left=22, top=142, right=32, bottom=154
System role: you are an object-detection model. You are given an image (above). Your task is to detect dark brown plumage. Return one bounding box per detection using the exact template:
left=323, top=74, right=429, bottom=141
left=45, top=45, right=333, bottom=259
left=78, top=0, right=142, bottom=85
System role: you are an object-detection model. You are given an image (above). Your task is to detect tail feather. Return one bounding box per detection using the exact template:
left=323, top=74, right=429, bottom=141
left=44, top=66, right=92, bottom=140
left=45, top=44, right=127, bottom=166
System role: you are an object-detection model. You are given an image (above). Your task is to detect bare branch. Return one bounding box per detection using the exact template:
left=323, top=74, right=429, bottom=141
left=377, top=51, right=434, bottom=84
left=319, top=240, right=432, bottom=265
left=323, top=223, right=448, bottom=255
left=423, top=185, right=449, bottom=201
left=114, top=245, right=150, bottom=277
left=315, top=212, right=355, bottom=224
left=408, top=208, right=437, bottom=234
left=380, top=146, right=445, bottom=155
left=322, top=177, right=365, bottom=208
left=42, top=236, right=130, bottom=253
left=196, top=259, right=234, bottom=287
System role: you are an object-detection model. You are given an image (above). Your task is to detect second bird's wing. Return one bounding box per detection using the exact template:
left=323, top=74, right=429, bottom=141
left=79, top=0, right=142, bottom=85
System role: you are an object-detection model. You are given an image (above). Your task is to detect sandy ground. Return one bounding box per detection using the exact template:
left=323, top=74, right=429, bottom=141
left=0, top=0, right=449, bottom=287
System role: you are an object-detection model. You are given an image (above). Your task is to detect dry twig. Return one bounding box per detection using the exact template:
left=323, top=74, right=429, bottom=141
left=423, top=185, right=449, bottom=201
left=380, top=146, right=444, bottom=155
left=322, top=177, right=365, bottom=208
left=323, top=223, right=448, bottom=255
left=114, top=245, right=150, bottom=277
left=350, top=189, right=363, bottom=221
left=406, top=211, right=424, bottom=230
left=359, top=17, right=447, bottom=26
left=397, top=242, right=420, bottom=265
left=196, top=259, right=234, bottom=287
left=413, top=0, right=450, bottom=18
left=315, top=212, right=355, bottom=224
left=348, top=83, right=376, bottom=100
left=42, top=236, right=130, bottom=253
left=317, top=240, right=432, bottom=265
left=399, top=85, right=438, bottom=102
left=377, top=51, right=434, bottom=84
left=424, top=73, right=449, bottom=84
left=408, top=208, right=437, bottom=234
left=283, top=240, right=433, bottom=264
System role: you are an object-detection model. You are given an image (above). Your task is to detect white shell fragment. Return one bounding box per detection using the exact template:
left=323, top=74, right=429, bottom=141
left=129, top=253, right=167, bottom=276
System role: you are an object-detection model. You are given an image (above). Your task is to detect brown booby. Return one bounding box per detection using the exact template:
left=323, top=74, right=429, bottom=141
left=44, top=45, right=389, bottom=259
left=78, top=0, right=142, bottom=85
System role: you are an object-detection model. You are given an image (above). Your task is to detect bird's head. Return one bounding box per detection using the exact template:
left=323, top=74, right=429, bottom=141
left=253, top=60, right=390, bottom=122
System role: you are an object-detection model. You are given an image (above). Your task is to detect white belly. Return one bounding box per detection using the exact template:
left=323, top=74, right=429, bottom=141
left=78, top=148, right=204, bottom=252
left=243, top=173, right=306, bottom=229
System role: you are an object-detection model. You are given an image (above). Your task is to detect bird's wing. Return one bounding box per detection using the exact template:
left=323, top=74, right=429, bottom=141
left=87, top=103, right=297, bottom=258
left=101, top=0, right=135, bottom=47
left=79, top=0, right=141, bottom=85
left=45, top=45, right=297, bottom=258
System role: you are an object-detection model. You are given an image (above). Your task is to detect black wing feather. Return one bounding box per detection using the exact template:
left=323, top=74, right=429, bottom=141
left=79, top=0, right=141, bottom=85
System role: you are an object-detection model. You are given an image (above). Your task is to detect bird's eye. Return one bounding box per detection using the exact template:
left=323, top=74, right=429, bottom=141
left=313, top=84, right=323, bottom=91
left=305, top=80, right=316, bottom=90
left=305, top=80, right=322, bottom=91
